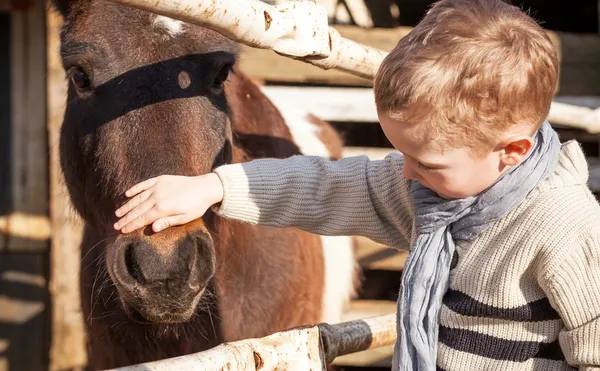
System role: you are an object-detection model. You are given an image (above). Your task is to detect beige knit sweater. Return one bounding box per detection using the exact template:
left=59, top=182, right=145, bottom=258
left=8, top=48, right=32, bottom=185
left=213, top=140, right=600, bottom=371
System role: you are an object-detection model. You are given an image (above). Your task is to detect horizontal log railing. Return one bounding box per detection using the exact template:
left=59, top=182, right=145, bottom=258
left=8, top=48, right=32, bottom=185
left=105, top=0, right=600, bottom=133
left=104, top=314, right=397, bottom=371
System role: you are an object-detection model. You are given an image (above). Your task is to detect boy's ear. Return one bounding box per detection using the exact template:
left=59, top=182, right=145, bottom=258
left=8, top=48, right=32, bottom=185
left=500, top=136, right=533, bottom=166
left=49, top=0, right=73, bottom=17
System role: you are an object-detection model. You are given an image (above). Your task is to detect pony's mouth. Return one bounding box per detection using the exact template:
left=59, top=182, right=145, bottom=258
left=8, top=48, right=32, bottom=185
left=120, top=287, right=206, bottom=324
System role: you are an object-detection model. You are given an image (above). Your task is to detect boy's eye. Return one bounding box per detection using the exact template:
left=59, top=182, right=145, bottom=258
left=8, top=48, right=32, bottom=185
left=417, top=162, right=436, bottom=171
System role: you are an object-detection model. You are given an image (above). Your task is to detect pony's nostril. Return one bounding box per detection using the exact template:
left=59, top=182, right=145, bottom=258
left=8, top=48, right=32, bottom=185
left=124, top=243, right=145, bottom=285
left=189, top=234, right=216, bottom=289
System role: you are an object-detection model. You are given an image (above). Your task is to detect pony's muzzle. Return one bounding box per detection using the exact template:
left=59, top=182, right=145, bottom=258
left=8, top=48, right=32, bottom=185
left=108, top=231, right=216, bottom=323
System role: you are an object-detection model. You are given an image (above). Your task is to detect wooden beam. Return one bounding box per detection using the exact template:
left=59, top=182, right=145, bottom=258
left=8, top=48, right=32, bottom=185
left=261, top=85, right=376, bottom=122
left=241, top=25, right=600, bottom=96
left=238, top=25, right=414, bottom=86
left=107, top=309, right=397, bottom=371
left=263, top=85, right=600, bottom=133
left=46, top=8, right=88, bottom=371
left=0, top=212, right=51, bottom=240
left=107, top=0, right=387, bottom=80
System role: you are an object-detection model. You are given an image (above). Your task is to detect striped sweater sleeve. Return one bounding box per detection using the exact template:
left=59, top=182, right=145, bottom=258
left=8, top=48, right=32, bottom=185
left=212, top=153, right=414, bottom=248
left=538, top=206, right=600, bottom=370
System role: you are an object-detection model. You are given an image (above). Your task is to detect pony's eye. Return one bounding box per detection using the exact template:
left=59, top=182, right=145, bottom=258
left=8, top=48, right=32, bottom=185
left=68, top=67, right=92, bottom=91
left=212, top=63, right=232, bottom=88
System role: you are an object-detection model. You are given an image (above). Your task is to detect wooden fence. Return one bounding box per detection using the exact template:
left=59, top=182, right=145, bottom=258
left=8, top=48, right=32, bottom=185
left=92, top=0, right=600, bottom=368
left=1, top=0, right=598, bottom=370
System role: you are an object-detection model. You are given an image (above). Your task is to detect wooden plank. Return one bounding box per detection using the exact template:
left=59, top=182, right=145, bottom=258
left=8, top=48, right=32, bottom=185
left=8, top=0, right=48, bottom=252
left=355, top=236, right=408, bottom=271
left=264, top=85, right=600, bottom=133
left=261, top=85, right=376, bottom=122
left=238, top=25, right=414, bottom=86
left=0, top=252, right=49, bottom=371
left=46, top=8, right=88, bottom=371
left=240, top=25, right=600, bottom=95
left=0, top=213, right=52, bottom=241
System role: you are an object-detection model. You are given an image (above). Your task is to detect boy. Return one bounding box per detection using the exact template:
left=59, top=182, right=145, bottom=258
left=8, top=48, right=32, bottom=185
left=113, top=0, right=600, bottom=369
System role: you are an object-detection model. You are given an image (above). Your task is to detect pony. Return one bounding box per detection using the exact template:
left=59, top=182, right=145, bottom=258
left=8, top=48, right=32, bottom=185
left=52, top=0, right=358, bottom=368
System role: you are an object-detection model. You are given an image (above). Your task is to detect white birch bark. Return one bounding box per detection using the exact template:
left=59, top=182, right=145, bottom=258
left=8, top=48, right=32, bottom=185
left=105, top=314, right=397, bottom=370
left=548, top=102, right=600, bottom=133
left=105, top=0, right=386, bottom=79
left=106, top=0, right=599, bottom=132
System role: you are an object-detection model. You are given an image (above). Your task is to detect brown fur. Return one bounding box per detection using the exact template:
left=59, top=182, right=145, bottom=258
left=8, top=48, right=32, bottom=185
left=52, top=0, right=348, bottom=368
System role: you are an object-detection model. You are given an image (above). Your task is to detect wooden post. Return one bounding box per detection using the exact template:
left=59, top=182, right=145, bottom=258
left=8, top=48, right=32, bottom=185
left=7, top=0, right=48, bottom=251
left=1, top=2, right=51, bottom=371
left=46, top=7, right=88, bottom=371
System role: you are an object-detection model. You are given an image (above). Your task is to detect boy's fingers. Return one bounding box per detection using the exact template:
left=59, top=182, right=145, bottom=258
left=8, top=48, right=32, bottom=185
left=125, top=177, right=158, bottom=198
left=116, top=189, right=152, bottom=218
left=114, top=199, right=154, bottom=231
left=152, top=215, right=187, bottom=233
left=120, top=209, right=159, bottom=234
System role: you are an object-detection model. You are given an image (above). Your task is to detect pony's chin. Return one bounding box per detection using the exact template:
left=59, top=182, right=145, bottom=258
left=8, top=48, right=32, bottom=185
left=120, top=289, right=205, bottom=325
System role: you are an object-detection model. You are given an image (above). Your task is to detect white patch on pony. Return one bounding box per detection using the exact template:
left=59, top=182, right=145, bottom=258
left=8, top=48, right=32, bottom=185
left=153, top=15, right=185, bottom=37
left=273, top=104, right=358, bottom=324
left=319, top=235, right=357, bottom=324
left=275, top=107, right=331, bottom=158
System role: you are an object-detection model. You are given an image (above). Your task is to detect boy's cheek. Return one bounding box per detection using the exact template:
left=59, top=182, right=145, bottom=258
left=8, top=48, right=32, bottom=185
left=432, top=174, right=472, bottom=199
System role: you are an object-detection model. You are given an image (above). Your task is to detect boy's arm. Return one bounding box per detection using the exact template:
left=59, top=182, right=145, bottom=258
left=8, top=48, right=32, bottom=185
left=213, top=153, right=414, bottom=248
left=538, top=226, right=600, bottom=370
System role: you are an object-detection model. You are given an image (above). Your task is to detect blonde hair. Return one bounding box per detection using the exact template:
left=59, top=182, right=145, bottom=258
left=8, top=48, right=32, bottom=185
left=373, top=0, right=559, bottom=153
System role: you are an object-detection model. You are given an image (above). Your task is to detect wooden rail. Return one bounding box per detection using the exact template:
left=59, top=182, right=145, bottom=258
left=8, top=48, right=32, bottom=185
left=261, top=85, right=600, bottom=133
left=104, top=0, right=386, bottom=80
left=239, top=24, right=600, bottom=97
left=105, top=0, right=600, bottom=132
left=105, top=313, right=397, bottom=371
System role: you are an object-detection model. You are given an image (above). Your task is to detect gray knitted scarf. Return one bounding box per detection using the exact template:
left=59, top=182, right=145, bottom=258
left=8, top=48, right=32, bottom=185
left=392, top=121, right=561, bottom=370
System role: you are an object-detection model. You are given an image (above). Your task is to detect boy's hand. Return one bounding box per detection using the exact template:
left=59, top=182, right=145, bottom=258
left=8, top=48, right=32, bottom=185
left=113, top=173, right=224, bottom=234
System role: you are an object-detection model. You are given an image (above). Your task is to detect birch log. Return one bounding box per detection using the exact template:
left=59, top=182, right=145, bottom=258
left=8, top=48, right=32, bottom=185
left=548, top=102, right=600, bottom=133
left=105, top=314, right=397, bottom=371
left=106, top=326, right=325, bottom=371
left=107, top=0, right=600, bottom=133
left=104, top=0, right=386, bottom=79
